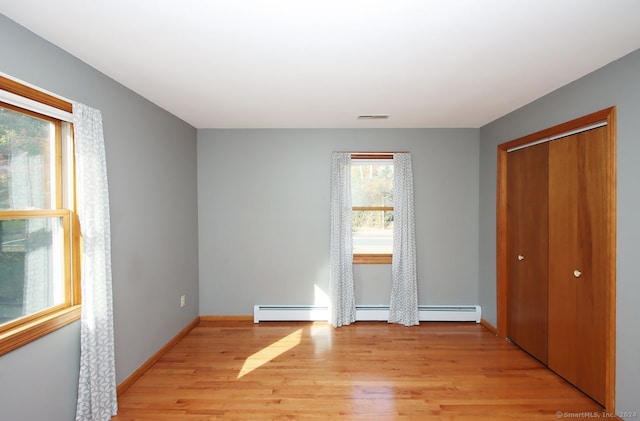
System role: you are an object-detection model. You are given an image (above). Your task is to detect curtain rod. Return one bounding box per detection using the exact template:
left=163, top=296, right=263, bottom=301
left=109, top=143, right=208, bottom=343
left=347, top=152, right=410, bottom=160
left=333, top=151, right=410, bottom=154
left=1, top=88, right=74, bottom=122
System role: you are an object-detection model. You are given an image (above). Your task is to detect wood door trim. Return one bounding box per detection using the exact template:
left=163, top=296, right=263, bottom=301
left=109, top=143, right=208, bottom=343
left=605, top=109, right=617, bottom=414
left=496, top=106, right=616, bottom=412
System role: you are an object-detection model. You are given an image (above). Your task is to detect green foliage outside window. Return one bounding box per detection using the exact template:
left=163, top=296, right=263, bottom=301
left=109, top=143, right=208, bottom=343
left=0, top=105, right=52, bottom=210
left=351, top=162, right=393, bottom=231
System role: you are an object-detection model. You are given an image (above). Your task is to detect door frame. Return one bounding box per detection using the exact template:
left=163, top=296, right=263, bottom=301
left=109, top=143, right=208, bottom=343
left=496, top=106, right=617, bottom=411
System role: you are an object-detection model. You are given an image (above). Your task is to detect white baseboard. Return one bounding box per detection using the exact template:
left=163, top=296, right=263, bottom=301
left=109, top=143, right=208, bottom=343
left=253, top=304, right=481, bottom=323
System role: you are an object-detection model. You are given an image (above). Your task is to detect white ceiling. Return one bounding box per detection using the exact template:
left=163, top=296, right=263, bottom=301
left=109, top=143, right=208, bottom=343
left=1, top=1, right=640, bottom=129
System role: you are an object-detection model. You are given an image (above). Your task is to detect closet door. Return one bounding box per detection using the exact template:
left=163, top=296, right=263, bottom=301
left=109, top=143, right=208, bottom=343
left=548, top=126, right=609, bottom=405
left=507, top=142, right=549, bottom=363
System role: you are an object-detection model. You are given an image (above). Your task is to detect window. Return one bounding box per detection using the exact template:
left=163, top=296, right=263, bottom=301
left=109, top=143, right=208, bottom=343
left=351, top=154, right=393, bottom=264
left=0, top=76, right=80, bottom=356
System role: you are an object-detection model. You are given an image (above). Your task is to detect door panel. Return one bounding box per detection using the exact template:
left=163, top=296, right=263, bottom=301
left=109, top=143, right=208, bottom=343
left=575, top=127, right=608, bottom=405
left=548, top=134, right=579, bottom=385
left=548, top=126, right=608, bottom=405
left=507, top=142, right=549, bottom=363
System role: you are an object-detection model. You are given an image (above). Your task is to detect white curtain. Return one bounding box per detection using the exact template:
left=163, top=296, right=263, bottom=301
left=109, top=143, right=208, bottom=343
left=329, top=152, right=356, bottom=327
left=389, top=153, right=419, bottom=326
left=9, top=148, right=52, bottom=314
left=73, top=103, right=118, bottom=421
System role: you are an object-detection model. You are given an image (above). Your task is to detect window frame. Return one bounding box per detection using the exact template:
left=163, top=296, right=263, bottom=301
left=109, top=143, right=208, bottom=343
left=0, top=75, right=80, bottom=356
left=351, top=153, right=393, bottom=264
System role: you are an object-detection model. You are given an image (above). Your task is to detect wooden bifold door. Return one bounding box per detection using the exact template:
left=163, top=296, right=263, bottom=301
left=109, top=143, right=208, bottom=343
left=547, top=126, right=609, bottom=405
left=500, top=108, right=616, bottom=410
left=507, top=141, right=549, bottom=365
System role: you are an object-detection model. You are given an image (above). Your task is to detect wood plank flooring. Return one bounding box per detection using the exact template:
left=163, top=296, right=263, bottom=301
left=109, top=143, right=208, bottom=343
left=112, top=321, right=603, bottom=420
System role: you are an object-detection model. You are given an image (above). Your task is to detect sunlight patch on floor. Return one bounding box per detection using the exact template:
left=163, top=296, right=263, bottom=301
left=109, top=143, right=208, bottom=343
left=237, top=328, right=303, bottom=379
left=310, top=321, right=332, bottom=355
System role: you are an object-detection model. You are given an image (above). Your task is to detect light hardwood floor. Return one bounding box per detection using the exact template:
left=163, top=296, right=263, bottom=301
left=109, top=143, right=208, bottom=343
left=112, top=321, right=604, bottom=420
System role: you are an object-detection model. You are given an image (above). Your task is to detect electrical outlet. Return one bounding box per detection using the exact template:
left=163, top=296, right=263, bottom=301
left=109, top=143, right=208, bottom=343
left=180, top=294, right=186, bottom=308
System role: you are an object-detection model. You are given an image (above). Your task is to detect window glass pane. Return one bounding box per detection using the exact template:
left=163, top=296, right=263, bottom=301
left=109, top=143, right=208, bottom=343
left=351, top=161, right=393, bottom=207
left=352, top=210, right=393, bottom=253
left=0, top=217, right=65, bottom=326
left=0, top=105, right=55, bottom=210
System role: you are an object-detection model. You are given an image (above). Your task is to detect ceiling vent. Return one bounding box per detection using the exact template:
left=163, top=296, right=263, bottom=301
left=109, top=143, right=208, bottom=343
left=357, top=114, right=390, bottom=120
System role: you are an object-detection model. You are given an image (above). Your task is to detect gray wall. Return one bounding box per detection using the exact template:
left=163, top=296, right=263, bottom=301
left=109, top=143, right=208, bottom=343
left=197, top=129, right=480, bottom=314
left=479, top=49, right=640, bottom=414
left=5, top=6, right=636, bottom=419
left=0, top=13, right=199, bottom=421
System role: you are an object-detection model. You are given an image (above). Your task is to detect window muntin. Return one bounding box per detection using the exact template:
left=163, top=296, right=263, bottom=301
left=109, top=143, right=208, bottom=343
left=0, top=91, right=79, bottom=354
left=351, top=156, right=393, bottom=263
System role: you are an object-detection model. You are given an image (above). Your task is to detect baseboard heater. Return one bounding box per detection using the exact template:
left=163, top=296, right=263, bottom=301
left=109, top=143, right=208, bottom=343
left=253, top=304, right=481, bottom=323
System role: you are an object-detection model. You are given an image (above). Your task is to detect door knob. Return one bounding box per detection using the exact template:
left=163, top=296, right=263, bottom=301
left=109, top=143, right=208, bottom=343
left=517, top=255, right=524, bottom=261
left=574, top=270, right=582, bottom=278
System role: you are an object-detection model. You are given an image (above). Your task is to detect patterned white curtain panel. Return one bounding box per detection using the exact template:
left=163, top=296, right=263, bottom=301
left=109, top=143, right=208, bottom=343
left=389, top=153, right=419, bottom=326
left=73, top=103, right=118, bottom=421
left=328, top=152, right=356, bottom=327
